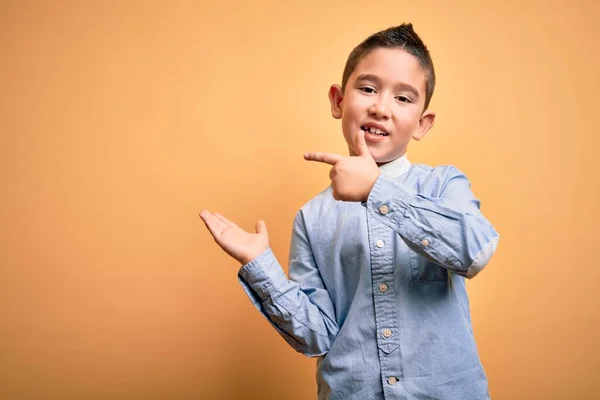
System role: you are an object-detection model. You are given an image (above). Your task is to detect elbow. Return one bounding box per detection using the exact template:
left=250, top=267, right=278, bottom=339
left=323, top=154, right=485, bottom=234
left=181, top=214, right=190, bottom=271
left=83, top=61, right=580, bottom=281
left=277, top=320, right=337, bottom=357
left=291, top=334, right=334, bottom=358
left=465, top=235, right=500, bottom=279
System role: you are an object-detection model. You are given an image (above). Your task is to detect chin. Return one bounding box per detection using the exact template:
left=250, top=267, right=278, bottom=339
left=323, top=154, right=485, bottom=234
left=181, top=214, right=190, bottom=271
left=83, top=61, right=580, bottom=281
left=374, top=158, right=391, bottom=166
left=372, top=153, right=394, bottom=165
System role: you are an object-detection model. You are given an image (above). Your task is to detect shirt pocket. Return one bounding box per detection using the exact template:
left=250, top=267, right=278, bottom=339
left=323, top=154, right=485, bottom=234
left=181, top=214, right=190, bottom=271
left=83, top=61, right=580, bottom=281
left=409, top=251, right=448, bottom=282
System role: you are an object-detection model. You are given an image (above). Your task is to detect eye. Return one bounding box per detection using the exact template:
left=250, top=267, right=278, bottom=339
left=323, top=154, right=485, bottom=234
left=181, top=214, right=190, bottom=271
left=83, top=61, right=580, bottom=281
left=359, top=86, right=376, bottom=94
left=396, top=95, right=412, bottom=103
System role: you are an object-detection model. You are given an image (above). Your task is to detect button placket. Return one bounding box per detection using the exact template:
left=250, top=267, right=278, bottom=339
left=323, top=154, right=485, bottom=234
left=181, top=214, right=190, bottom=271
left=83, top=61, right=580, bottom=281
left=369, top=216, right=398, bottom=356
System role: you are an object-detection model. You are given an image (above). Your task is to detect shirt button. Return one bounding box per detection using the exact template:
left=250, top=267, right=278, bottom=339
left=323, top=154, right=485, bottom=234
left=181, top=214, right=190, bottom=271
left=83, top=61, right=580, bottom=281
left=379, top=283, right=388, bottom=293
left=421, top=238, right=430, bottom=247
left=382, top=328, right=392, bottom=338
left=376, top=239, right=384, bottom=248
left=388, top=376, right=397, bottom=385
left=378, top=205, right=389, bottom=214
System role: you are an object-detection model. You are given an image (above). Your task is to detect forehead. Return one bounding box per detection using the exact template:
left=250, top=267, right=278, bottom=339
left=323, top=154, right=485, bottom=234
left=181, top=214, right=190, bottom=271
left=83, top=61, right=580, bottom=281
left=350, top=47, right=427, bottom=92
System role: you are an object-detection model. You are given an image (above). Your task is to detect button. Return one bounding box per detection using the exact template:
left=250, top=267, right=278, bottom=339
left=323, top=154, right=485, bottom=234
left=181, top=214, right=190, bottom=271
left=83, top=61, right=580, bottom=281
left=421, top=238, right=430, bottom=247
left=379, top=205, right=389, bottom=214
left=387, top=377, right=397, bottom=385
left=376, top=239, right=384, bottom=248
left=382, top=328, right=392, bottom=338
left=379, top=283, right=388, bottom=293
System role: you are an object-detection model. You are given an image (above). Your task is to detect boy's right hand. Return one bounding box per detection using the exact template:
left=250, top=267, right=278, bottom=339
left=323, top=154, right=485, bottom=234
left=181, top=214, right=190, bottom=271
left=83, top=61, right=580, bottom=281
left=199, top=210, right=269, bottom=265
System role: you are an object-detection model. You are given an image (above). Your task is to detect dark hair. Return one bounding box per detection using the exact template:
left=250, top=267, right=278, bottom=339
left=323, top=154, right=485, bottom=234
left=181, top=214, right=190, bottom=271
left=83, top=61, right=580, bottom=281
left=341, top=23, right=436, bottom=111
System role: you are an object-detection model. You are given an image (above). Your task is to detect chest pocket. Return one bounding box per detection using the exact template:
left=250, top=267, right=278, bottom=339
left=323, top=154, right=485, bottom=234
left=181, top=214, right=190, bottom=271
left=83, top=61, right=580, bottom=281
left=409, top=251, right=448, bottom=282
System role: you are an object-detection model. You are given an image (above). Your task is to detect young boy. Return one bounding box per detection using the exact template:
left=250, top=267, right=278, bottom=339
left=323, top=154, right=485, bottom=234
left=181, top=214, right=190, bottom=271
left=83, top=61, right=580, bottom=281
left=200, top=24, right=499, bottom=400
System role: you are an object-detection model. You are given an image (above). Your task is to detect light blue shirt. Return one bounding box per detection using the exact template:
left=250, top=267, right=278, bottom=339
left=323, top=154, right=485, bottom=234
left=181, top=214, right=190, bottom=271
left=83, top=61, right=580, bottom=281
left=238, top=156, right=499, bottom=399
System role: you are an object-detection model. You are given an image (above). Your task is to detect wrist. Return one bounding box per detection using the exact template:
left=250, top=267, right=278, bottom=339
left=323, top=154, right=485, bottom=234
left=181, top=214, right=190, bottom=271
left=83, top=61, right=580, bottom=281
left=239, top=254, right=255, bottom=266
left=239, top=247, right=268, bottom=266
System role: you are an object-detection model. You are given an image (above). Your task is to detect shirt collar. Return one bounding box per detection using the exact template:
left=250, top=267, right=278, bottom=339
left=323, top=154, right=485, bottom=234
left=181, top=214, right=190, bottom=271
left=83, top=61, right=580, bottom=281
left=379, top=154, right=411, bottom=178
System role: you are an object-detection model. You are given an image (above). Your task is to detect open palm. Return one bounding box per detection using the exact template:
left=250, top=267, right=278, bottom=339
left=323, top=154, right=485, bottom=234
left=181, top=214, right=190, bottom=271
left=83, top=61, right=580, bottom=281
left=199, top=210, right=269, bottom=265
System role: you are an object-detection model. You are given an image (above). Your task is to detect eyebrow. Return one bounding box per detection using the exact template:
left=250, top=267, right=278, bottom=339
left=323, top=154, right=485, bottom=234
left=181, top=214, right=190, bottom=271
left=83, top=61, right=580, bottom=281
left=355, top=73, right=420, bottom=99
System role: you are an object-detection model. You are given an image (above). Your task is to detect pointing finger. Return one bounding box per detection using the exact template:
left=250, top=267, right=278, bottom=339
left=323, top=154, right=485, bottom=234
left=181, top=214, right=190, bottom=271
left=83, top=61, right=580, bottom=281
left=304, top=152, right=343, bottom=165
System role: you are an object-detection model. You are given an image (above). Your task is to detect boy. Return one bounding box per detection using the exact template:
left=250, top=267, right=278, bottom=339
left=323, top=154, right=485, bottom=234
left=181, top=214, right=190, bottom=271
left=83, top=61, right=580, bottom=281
left=200, top=24, right=499, bottom=399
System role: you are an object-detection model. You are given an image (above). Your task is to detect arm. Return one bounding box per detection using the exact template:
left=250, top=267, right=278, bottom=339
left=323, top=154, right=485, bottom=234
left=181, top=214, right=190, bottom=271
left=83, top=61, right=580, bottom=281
left=238, top=211, right=338, bottom=356
left=199, top=209, right=338, bottom=356
left=366, top=167, right=499, bottom=279
left=303, top=132, right=498, bottom=279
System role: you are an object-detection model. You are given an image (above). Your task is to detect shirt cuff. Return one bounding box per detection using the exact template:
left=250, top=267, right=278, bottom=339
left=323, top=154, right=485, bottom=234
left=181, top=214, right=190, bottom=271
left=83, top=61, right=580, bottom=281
left=238, top=247, right=288, bottom=301
left=367, top=172, right=414, bottom=226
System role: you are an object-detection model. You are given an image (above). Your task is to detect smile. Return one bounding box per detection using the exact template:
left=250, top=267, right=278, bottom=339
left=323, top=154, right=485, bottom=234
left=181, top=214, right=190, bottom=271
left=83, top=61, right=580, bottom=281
left=361, top=125, right=389, bottom=136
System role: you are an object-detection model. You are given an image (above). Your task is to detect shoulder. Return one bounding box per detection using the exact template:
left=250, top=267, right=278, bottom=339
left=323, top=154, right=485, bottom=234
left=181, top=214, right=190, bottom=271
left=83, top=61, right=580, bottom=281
left=409, top=163, right=470, bottom=181
left=409, top=163, right=467, bottom=178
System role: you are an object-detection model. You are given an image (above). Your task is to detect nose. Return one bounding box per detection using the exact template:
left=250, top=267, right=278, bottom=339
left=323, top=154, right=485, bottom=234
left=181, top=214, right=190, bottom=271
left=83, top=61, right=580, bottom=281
left=368, top=94, right=391, bottom=119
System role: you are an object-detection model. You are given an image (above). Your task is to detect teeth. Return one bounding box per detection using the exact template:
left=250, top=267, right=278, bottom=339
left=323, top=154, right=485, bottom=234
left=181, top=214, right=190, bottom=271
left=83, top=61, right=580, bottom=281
left=363, top=126, right=387, bottom=136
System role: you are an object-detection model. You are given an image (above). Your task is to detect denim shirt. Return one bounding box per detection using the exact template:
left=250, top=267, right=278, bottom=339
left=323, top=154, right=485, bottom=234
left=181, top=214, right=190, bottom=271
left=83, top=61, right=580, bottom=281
left=238, top=156, right=500, bottom=400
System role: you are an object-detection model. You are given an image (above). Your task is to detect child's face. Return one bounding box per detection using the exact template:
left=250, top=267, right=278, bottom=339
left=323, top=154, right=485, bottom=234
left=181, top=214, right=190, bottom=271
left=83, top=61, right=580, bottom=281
left=329, top=47, right=435, bottom=165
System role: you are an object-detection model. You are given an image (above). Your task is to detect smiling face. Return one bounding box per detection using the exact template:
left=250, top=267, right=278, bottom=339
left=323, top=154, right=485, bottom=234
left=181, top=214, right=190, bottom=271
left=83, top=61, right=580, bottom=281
left=329, top=47, right=436, bottom=165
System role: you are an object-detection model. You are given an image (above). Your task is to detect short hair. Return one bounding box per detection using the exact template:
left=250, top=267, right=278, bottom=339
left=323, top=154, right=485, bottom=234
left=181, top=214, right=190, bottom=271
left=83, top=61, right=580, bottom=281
left=341, top=23, right=436, bottom=111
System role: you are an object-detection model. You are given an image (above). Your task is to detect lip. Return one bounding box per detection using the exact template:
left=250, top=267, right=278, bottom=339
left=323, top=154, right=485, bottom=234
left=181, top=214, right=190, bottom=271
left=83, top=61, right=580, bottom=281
left=361, top=122, right=389, bottom=135
left=363, top=130, right=388, bottom=143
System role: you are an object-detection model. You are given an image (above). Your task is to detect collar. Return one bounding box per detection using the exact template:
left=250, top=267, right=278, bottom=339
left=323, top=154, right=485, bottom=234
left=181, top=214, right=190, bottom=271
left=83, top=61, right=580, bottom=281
left=379, top=154, right=411, bottom=178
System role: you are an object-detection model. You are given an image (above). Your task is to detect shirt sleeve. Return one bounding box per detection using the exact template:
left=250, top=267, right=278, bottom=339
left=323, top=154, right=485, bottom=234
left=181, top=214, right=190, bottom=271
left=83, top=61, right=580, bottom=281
left=366, top=166, right=500, bottom=278
left=237, top=211, right=339, bottom=356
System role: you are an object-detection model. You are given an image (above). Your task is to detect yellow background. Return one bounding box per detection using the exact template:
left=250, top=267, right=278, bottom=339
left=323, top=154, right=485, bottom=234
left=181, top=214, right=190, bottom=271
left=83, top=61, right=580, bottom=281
left=1, top=1, right=598, bottom=398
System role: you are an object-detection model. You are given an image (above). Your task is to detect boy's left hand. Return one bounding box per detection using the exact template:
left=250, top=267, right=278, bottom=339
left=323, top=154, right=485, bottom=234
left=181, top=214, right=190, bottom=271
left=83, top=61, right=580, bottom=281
left=304, top=130, right=380, bottom=202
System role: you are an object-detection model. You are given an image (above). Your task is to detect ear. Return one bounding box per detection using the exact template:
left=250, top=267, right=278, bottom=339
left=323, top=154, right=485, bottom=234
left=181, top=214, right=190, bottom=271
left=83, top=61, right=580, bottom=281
left=412, top=109, right=436, bottom=141
left=328, top=84, right=343, bottom=119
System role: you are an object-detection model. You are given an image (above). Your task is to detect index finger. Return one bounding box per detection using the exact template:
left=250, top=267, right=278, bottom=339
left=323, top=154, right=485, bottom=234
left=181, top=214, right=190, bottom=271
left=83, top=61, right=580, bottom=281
left=304, top=152, right=343, bottom=165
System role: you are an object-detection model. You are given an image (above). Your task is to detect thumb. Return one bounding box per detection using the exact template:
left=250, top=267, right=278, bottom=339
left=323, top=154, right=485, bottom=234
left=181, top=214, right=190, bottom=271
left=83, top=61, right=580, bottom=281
left=355, top=129, right=371, bottom=157
left=255, top=220, right=268, bottom=236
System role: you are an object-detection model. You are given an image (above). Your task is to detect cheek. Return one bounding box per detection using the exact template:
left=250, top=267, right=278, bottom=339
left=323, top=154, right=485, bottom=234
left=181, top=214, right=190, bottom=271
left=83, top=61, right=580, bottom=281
left=339, top=117, right=352, bottom=145
left=341, top=113, right=356, bottom=135
left=394, top=111, right=421, bottom=132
